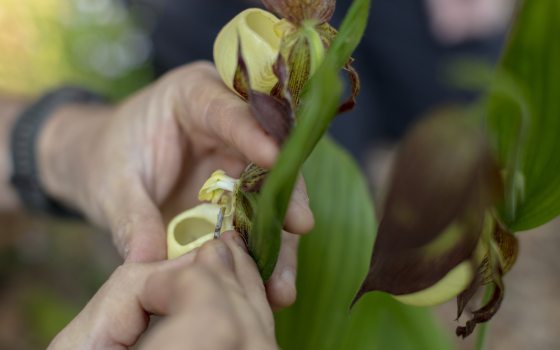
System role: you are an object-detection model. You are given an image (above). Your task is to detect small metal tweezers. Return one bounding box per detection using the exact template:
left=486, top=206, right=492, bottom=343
left=214, top=206, right=226, bottom=239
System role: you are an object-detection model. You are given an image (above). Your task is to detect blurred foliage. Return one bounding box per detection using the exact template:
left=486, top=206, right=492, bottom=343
left=0, top=0, right=152, bottom=100
left=23, top=287, right=80, bottom=346
left=449, top=0, right=560, bottom=232
left=486, top=0, right=560, bottom=231
left=0, top=217, right=120, bottom=349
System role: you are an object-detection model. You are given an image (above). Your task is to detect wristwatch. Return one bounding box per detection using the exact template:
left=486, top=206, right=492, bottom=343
left=10, top=86, right=106, bottom=217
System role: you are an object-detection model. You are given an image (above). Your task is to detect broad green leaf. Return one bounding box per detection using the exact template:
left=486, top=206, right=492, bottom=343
left=487, top=0, right=560, bottom=231
left=275, top=137, right=453, bottom=350
left=250, top=0, right=371, bottom=279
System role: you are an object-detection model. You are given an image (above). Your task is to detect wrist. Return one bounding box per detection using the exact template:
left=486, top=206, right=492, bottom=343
left=38, top=104, right=112, bottom=221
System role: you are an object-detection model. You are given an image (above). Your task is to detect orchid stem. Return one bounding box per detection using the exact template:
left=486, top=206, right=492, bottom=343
left=475, top=285, right=494, bottom=350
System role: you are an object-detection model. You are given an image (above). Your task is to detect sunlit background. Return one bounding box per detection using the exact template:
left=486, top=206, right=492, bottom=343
left=0, top=0, right=152, bottom=99
left=0, top=0, right=558, bottom=349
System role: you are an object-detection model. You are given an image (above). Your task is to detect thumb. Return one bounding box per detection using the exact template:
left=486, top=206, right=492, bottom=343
left=108, top=179, right=167, bottom=263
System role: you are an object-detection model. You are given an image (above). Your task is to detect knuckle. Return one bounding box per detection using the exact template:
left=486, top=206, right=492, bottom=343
left=177, top=265, right=208, bottom=288
left=110, top=263, right=145, bottom=285
left=174, top=265, right=219, bottom=298
left=111, top=264, right=134, bottom=280
left=155, top=61, right=217, bottom=106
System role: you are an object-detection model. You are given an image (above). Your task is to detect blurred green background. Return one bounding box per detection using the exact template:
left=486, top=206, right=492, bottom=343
left=0, top=0, right=152, bottom=99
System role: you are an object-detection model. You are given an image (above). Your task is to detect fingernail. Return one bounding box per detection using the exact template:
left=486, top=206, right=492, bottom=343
left=293, top=190, right=313, bottom=218
left=294, top=187, right=310, bottom=204
left=281, top=268, right=296, bottom=288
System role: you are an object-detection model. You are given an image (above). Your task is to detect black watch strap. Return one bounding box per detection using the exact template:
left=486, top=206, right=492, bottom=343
left=10, top=86, right=105, bottom=217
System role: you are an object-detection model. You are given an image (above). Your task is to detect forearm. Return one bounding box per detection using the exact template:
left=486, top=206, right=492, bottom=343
left=0, top=95, right=112, bottom=219
left=38, top=104, right=112, bottom=222
left=0, top=98, right=25, bottom=212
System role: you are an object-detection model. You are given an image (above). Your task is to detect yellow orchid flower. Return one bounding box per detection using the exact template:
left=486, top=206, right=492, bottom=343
left=168, top=170, right=239, bottom=259
left=167, top=203, right=233, bottom=259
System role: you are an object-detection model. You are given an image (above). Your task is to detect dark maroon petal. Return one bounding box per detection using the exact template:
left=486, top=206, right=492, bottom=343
left=233, top=43, right=251, bottom=100
left=376, top=113, right=499, bottom=251
left=354, top=206, right=485, bottom=300
left=456, top=275, right=504, bottom=338
left=456, top=261, right=484, bottom=319
left=455, top=226, right=518, bottom=337
left=353, top=110, right=502, bottom=301
left=338, top=59, right=360, bottom=113
left=250, top=92, right=294, bottom=144
left=271, top=55, right=292, bottom=101
left=236, top=41, right=295, bottom=144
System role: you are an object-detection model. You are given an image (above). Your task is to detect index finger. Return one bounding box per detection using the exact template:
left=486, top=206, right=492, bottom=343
left=177, top=62, right=279, bottom=168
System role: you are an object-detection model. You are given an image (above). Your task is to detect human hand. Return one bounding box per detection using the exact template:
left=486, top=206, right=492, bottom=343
left=49, top=232, right=278, bottom=350
left=39, top=61, right=314, bottom=308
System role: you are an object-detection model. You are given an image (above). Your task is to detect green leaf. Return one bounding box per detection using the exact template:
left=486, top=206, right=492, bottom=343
left=487, top=0, right=560, bottom=231
left=250, top=0, right=371, bottom=279
left=275, top=137, right=453, bottom=350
